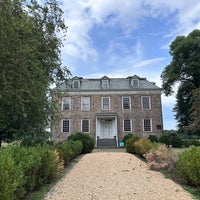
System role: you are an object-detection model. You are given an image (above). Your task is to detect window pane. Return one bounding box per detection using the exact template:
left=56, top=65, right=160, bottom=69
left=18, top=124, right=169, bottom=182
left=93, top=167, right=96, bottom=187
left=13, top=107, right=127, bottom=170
left=102, top=97, right=110, bottom=110
left=102, top=80, right=109, bottom=89
left=73, top=81, right=79, bottom=89
left=82, top=120, right=89, bottom=132
left=143, top=119, right=151, bottom=132
left=63, top=120, right=69, bottom=133
left=81, top=97, right=90, bottom=110
left=124, top=119, right=131, bottom=132
left=142, top=96, right=150, bottom=110
left=123, top=97, right=130, bottom=109
left=62, top=97, right=71, bottom=110
left=132, top=79, right=139, bottom=87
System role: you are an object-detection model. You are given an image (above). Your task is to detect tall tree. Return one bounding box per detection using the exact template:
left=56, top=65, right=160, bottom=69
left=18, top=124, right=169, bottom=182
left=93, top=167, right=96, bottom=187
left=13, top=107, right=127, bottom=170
left=161, top=29, right=200, bottom=131
left=0, top=0, right=70, bottom=145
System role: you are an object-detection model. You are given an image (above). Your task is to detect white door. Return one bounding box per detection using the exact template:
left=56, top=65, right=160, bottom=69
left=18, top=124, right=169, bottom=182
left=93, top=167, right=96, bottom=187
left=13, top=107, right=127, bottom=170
left=102, top=121, right=112, bottom=138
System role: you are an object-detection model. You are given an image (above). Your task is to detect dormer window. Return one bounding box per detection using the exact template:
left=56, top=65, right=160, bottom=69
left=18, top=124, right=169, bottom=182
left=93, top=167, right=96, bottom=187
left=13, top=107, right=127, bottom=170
left=131, top=79, right=139, bottom=87
left=101, top=76, right=110, bottom=89
left=73, top=80, right=79, bottom=89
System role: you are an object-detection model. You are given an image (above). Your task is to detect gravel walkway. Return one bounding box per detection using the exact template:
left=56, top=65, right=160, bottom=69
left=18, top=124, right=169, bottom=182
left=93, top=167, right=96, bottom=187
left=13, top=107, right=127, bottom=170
left=44, top=150, right=193, bottom=200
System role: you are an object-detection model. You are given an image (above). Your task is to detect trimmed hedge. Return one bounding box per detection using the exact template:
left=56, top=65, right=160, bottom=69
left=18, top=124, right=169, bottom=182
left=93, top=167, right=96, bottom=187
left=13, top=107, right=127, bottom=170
left=67, top=132, right=95, bottom=154
left=148, top=135, right=159, bottom=143
left=0, top=140, right=83, bottom=200
left=125, top=135, right=140, bottom=154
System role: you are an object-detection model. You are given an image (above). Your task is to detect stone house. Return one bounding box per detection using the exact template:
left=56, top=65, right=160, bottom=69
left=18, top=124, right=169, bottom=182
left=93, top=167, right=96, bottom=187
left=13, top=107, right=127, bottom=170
left=51, top=75, right=163, bottom=147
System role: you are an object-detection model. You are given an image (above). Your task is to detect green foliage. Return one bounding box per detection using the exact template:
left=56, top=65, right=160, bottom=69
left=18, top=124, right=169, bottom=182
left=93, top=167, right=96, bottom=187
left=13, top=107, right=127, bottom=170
left=171, top=135, right=183, bottom=148
left=122, top=133, right=133, bottom=144
left=133, top=139, right=158, bottom=157
left=148, top=135, right=159, bottom=143
left=159, top=135, right=171, bottom=146
left=145, top=144, right=177, bottom=172
left=55, top=140, right=82, bottom=166
left=0, top=0, right=70, bottom=144
left=0, top=148, right=23, bottom=200
left=182, top=139, right=200, bottom=147
left=125, top=135, right=140, bottom=154
left=161, top=29, right=200, bottom=130
left=68, top=132, right=95, bottom=154
left=177, top=146, right=200, bottom=186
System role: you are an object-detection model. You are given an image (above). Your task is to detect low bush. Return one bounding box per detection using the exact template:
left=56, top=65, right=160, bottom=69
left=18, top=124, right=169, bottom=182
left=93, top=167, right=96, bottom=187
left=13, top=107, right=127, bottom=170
left=159, top=135, right=171, bottom=146
left=125, top=135, right=140, bottom=154
left=148, top=135, right=159, bottom=143
left=0, top=148, right=23, bottom=200
left=176, top=146, right=200, bottom=186
left=182, top=139, right=200, bottom=147
left=171, top=135, right=182, bottom=148
left=55, top=140, right=82, bottom=166
left=144, top=144, right=177, bottom=172
left=68, top=132, right=95, bottom=154
left=122, top=133, right=133, bottom=144
left=134, top=139, right=158, bottom=157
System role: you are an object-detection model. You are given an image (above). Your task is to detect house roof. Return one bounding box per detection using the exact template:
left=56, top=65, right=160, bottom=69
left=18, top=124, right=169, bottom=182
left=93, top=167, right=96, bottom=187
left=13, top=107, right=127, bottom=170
left=53, top=75, right=161, bottom=91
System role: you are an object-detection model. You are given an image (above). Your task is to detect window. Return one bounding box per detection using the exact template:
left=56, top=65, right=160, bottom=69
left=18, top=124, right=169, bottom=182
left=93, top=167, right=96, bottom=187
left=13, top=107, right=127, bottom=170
left=102, top=97, right=110, bottom=110
left=82, top=119, right=89, bottom=133
left=62, top=119, right=70, bottom=133
left=142, top=96, right=151, bottom=110
left=73, top=80, right=80, bottom=89
left=122, top=96, right=131, bottom=110
left=81, top=97, right=90, bottom=111
left=143, top=119, right=152, bottom=132
left=123, top=119, right=132, bottom=132
left=131, top=79, right=139, bottom=87
left=62, top=97, right=71, bottom=110
left=102, top=80, right=109, bottom=89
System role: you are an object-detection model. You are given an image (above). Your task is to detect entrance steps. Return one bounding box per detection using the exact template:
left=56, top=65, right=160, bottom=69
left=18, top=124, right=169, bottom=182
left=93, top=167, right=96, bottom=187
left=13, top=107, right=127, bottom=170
left=97, top=138, right=117, bottom=148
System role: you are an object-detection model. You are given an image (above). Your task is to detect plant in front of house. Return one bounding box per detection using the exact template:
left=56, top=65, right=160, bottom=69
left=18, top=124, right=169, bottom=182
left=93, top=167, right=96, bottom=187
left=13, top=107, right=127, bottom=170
left=144, top=144, right=177, bottom=172
left=125, top=135, right=140, bottom=154
left=67, top=132, right=95, bottom=154
left=176, top=146, right=200, bottom=187
left=148, top=135, right=159, bottom=143
left=133, top=139, right=159, bottom=157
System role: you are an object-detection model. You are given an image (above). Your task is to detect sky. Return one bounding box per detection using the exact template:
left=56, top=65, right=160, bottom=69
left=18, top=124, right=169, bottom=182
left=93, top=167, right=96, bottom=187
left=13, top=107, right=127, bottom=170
left=58, top=0, right=200, bottom=130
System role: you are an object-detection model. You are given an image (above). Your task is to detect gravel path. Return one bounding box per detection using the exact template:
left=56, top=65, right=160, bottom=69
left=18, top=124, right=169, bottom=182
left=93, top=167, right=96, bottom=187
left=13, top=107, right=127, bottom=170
left=44, top=151, right=193, bottom=200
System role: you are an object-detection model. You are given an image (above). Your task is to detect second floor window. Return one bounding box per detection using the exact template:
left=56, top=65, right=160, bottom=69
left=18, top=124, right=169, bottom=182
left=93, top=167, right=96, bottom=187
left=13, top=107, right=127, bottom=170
left=143, top=119, right=152, bottom=132
left=142, top=96, right=151, bottom=110
left=81, top=97, right=90, bottom=111
left=102, top=97, right=110, bottom=110
left=62, top=97, right=71, bottom=110
left=122, top=97, right=131, bottom=110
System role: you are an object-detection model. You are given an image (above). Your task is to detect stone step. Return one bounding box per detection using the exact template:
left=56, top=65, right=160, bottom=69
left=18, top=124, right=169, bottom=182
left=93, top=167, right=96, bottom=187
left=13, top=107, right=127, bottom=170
left=97, top=138, right=117, bottom=148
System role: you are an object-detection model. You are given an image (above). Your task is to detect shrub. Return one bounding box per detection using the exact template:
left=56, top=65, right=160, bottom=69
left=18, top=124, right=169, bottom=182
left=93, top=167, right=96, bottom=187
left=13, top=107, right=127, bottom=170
left=182, top=139, right=200, bottom=147
left=176, top=146, right=200, bottom=186
left=144, top=144, right=177, bottom=172
left=159, top=135, right=171, bottom=146
left=0, top=148, right=23, bottom=200
left=171, top=135, right=182, bottom=148
left=122, top=133, right=133, bottom=144
left=125, top=135, right=140, bottom=154
left=134, top=139, right=158, bottom=157
left=67, top=140, right=83, bottom=159
left=148, top=135, right=159, bottom=143
left=68, top=132, right=95, bottom=154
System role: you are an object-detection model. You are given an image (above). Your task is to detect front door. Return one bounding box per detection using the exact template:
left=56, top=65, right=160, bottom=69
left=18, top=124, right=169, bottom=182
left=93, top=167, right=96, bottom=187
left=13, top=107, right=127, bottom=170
left=102, top=121, right=112, bottom=138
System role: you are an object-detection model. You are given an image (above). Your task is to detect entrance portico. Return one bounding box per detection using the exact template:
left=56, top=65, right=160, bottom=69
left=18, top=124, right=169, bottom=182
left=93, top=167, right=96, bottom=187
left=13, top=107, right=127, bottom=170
left=96, top=113, right=118, bottom=147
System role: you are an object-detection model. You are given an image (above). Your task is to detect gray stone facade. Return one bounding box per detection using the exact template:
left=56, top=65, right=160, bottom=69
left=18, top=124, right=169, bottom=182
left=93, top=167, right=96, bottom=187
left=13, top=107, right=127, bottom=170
left=51, top=75, right=163, bottom=146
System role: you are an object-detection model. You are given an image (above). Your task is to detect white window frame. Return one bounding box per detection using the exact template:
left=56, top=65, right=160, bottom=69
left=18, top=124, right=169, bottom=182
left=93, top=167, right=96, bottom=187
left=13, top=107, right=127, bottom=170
left=62, top=119, right=70, bottom=133
left=81, top=97, right=90, bottom=111
left=62, top=97, right=71, bottom=111
left=131, top=79, right=139, bottom=87
left=102, top=79, right=109, bottom=89
left=102, top=97, right=110, bottom=110
left=81, top=119, right=90, bottom=133
left=123, top=119, right=132, bottom=132
left=143, top=119, right=152, bottom=132
left=141, top=96, right=151, bottom=110
left=122, top=96, right=131, bottom=110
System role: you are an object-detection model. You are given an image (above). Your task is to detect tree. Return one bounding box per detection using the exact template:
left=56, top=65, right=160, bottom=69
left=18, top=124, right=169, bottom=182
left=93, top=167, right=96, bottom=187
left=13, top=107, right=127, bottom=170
left=0, top=0, right=70, bottom=146
left=161, top=29, right=200, bottom=131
